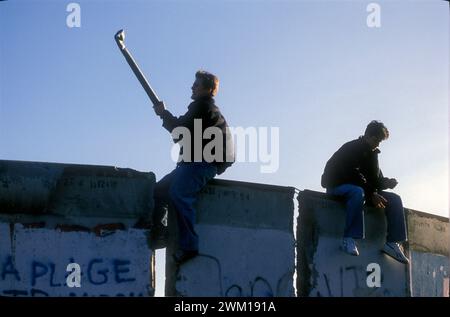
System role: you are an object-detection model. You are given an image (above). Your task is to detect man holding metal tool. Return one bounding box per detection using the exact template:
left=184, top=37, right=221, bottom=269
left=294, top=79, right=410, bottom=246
left=115, top=30, right=234, bottom=264
left=153, top=71, right=234, bottom=264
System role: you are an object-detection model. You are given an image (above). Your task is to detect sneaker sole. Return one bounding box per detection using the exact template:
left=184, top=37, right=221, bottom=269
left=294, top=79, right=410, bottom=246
left=381, top=247, right=408, bottom=264
left=340, top=246, right=359, bottom=256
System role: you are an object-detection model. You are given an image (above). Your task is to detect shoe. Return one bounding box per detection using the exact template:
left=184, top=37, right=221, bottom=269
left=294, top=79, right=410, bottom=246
left=173, top=249, right=199, bottom=264
left=341, top=237, right=359, bottom=256
left=382, top=242, right=409, bottom=264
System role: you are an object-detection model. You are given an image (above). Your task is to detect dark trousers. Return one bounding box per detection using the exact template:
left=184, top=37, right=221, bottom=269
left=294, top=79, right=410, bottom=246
left=154, top=162, right=217, bottom=251
left=327, top=184, right=407, bottom=242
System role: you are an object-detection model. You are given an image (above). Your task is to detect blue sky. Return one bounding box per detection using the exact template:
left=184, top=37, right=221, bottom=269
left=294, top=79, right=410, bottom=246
left=1, top=0, right=448, bottom=296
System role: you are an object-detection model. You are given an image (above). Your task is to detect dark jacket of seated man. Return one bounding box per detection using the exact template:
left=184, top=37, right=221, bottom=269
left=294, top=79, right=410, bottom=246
left=321, top=136, right=393, bottom=201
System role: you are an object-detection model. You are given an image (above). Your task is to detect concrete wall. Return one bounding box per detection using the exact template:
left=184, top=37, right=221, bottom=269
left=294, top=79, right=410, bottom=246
left=296, top=190, right=449, bottom=297
left=0, top=160, right=155, bottom=297
left=1, top=160, right=448, bottom=297
left=297, top=190, right=408, bottom=297
left=406, top=210, right=449, bottom=297
left=165, top=180, right=297, bottom=297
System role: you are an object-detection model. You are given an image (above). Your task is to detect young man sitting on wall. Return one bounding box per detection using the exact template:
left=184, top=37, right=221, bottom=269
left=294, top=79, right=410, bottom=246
left=321, top=120, right=409, bottom=264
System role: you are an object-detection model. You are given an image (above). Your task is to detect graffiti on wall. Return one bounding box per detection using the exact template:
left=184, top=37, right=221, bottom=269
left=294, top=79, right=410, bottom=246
left=175, top=225, right=295, bottom=297
left=309, top=236, right=408, bottom=297
left=0, top=255, right=143, bottom=296
left=313, top=264, right=393, bottom=297
left=0, top=223, right=152, bottom=296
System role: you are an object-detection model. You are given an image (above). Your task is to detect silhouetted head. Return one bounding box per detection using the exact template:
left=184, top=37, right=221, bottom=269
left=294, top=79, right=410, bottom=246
left=191, top=70, right=219, bottom=100
left=363, top=120, right=389, bottom=149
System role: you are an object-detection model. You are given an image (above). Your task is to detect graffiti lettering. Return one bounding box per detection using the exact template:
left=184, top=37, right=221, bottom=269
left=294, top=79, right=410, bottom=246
left=1, top=289, right=145, bottom=297
left=1, top=256, right=21, bottom=281
left=225, top=277, right=274, bottom=297
left=113, top=260, right=135, bottom=283
left=2, top=288, right=49, bottom=297
left=88, top=259, right=109, bottom=285
left=1, top=256, right=138, bottom=294
left=178, top=253, right=290, bottom=297
left=32, top=261, right=48, bottom=287
left=90, top=180, right=118, bottom=189
left=319, top=264, right=389, bottom=297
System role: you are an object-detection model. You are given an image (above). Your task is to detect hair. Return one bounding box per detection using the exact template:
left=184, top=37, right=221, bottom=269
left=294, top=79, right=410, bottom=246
left=195, top=70, right=219, bottom=96
left=364, top=120, right=389, bottom=140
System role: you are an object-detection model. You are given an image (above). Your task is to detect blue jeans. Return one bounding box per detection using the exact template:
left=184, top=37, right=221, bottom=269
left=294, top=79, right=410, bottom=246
left=154, top=162, right=217, bottom=251
left=327, top=184, right=407, bottom=242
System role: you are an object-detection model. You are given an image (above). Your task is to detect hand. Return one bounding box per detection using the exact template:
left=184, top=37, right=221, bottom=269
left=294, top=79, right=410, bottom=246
left=371, top=193, right=388, bottom=209
left=153, top=101, right=166, bottom=116
left=114, top=29, right=126, bottom=50
left=385, top=178, right=398, bottom=189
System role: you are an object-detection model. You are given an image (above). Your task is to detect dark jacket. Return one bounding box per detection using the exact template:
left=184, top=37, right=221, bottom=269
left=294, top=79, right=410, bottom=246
left=321, top=137, right=391, bottom=195
left=160, top=96, right=234, bottom=175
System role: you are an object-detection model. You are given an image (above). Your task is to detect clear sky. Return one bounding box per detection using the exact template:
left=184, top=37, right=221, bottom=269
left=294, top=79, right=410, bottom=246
left=1, top=0, right=448, bottom=296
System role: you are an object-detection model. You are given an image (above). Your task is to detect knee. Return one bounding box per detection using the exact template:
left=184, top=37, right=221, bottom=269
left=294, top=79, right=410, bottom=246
left=350, top=186, right=365, bottom=201
left=383, top=192, right=402, bottom=203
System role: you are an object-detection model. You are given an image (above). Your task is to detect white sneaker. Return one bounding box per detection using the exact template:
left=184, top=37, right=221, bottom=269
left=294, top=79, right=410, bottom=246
left=341, top=238, right=359, bottom=256
left=382, top=242, right=409, bottom=264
